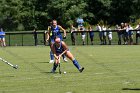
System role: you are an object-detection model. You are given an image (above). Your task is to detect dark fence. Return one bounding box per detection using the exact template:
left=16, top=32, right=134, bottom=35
left=5, top=30, right=140, bottom=46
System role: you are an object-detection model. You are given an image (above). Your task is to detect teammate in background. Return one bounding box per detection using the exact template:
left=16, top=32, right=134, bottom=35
left=88, top=26, right=94, bottom=45
left=79, top=25, right=86, bottom=45
left=126, top=24, right=133, bottom=45
left=46, top=20, right=67, bottom=63
left=70, top=25, right=77, bottom=45
left=102, top=25, right=107, bottom=45
left=96, top=24, right=103, bottom=45
left=51, top=37, right=84, bottom=73
left=135, top=23, right=140, bottom=45
left=0, top=28, right=6, bottom=47
left=107, top=26, right=112, bottom=45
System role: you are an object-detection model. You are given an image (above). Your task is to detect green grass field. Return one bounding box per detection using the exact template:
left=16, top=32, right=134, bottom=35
left=0, top=45, right=140, bottom=93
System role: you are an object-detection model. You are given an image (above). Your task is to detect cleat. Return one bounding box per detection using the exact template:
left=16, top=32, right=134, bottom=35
left=79, top=67, right=84, bottom=73
left=49, top=60, right=54, bottom=63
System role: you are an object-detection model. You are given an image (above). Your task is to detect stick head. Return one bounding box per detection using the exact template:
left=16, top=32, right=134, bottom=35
left=13, top=65, right=18, bottom=69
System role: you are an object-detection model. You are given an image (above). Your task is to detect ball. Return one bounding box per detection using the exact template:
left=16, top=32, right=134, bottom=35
left=64, top=71, right=66, bottom=74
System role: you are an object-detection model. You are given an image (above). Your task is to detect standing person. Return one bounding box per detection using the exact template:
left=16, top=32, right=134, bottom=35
left=46, top=20, right=67, bottom=63
left=96, top=24, right=103, bottom=45
left=135, top=23, right=140, bottom=45
left=116, top=24, right=122, bottom=45
left=50, top=37, right=84, bottom=73
left=70, top=25, right=77, bottom=45
left=107, top=26, right=112, bottom=45
left=126, top=24, right=133, bottom=45
left=79, top=25, right=86, bottom=45
left=33, top=28, right=38, bottom=46
left=0, top=28, right=6, bottom=47
left=102, top=25, right=107, bottom=45
left=88, top=26, right=94, bottom=45
left=123, top=23, right=129, bottom=45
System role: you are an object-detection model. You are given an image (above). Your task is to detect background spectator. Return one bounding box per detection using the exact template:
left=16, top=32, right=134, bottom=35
left=107, top=26, right=112, bottom=45
left=88, top=26, right=94, bottom=45
left=102, top=25, right=107, bottom=45
left=96, top=24, right=103, bottom=45
left=79, top=25, right=86, bottom=45
left=135, top=23, right=140, bottom=45
left=0, top=28, right=6, bottom=47
left=70, top=25, right=77, bottom=45
left=33, top=28, right=38, bottom=46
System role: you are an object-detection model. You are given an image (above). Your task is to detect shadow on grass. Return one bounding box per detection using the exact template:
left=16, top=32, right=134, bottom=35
left=122, top=88, right=140, bottom=91
left=0, top=75, right=15, bottom=78
left=37, top=62, right=50, bottom=63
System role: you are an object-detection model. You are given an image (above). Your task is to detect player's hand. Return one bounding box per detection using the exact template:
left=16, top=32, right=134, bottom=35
left=63, top=36, right=66, bottom=39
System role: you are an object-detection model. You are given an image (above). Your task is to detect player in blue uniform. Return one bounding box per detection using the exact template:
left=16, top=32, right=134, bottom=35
left=51, top=37, right=84, bottom=73
left=46, top=20, right=67, bottom=63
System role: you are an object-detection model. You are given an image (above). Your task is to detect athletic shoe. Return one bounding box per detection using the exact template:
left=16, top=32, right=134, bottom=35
left=79, top=67, right=84, bottom=73
left=51, top=69, right=55, bottom=73
left=63, top=58, right=68, bottom=62
left=49, top=60, right=54, bottom=63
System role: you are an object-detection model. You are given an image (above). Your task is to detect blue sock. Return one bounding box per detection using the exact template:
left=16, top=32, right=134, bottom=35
left=73, top=59, right=80, bottom=70
left=50, top=51, right=54, bottom=60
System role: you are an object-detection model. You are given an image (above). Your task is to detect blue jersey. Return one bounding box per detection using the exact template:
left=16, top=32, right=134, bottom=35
left=0, top=31, right=5, bottom=38
left=51, top=25, right=62, bottom=38
left=54, top=42, right=64, bottom=54
left=50, top=25, right=63, bottom=43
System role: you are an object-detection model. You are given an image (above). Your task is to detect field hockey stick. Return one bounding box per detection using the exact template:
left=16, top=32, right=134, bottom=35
left=0, top=57, right=18, bottom=69
left=58, top=57, right=61, bottom=74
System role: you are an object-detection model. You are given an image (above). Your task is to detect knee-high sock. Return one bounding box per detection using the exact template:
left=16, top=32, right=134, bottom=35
left=50, top=51, right=54, bottom=60
left=52, top=63, right=58, bottom=71
left=73, top=59, right=80, bottom=70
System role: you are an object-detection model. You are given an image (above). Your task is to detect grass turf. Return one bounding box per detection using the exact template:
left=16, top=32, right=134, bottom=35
left=0, top=45, right=140, bottom=93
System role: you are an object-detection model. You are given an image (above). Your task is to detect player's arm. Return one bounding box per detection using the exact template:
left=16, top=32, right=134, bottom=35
left=59, top=41, right=69, bottom=57
left=46, top=26, right=51, bottom=41
left=58, top=25, right=66, bottom=37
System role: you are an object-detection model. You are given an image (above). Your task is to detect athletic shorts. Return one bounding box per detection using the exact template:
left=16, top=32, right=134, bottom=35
left=0, top=36, right=5, bottom=39
left=82, top=35, right=86, bottom=40
left=56, top=49, right=70, bottom=55
left=108, top=34, right=112, bottom=40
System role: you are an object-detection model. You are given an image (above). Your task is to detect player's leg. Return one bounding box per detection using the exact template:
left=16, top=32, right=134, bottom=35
left=49, top=38, right=55, bottom=63
left=50, top=51, right=54, bottom=63
left=65, top=51, right=84, bottom=72
left=51, top=57, right=59, bottom=73
left=0, top=38, right=3, bottom=47
left=2, top=38, right=6, bottom=46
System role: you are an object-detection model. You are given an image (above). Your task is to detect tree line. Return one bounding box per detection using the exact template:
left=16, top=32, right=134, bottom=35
left=0, top=0, right=140, bottom=31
